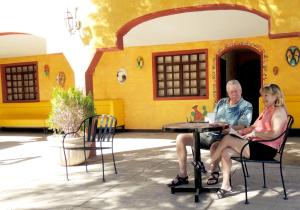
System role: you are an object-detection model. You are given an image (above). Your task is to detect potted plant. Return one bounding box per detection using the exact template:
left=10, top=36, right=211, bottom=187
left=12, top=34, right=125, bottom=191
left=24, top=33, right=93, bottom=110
left=47, top=87, right=95, bottom=166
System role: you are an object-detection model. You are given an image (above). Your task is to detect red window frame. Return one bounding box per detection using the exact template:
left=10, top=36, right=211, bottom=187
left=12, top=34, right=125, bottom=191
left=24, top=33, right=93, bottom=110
left=1, top=62, right=40, bottom=103
left=152, top=49, right=209, bottom=100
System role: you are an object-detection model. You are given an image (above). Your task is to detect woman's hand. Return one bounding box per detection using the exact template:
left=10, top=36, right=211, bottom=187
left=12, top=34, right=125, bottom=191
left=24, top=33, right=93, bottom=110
left=238, top=126, right=254, bottom=136
left=243, top=130, right=256, bottom=140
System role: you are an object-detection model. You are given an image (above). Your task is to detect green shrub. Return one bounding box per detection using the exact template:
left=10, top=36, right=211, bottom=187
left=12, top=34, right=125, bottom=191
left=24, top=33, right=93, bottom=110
left=48, top=87, right=95, bottom=136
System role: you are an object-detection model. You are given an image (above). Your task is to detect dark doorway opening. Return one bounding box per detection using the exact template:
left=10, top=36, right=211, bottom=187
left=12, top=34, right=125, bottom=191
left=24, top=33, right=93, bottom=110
left=219, top=49, right=261, bottom=123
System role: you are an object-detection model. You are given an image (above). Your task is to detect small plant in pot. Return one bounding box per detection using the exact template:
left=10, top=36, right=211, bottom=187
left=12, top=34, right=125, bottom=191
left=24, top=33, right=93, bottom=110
left=47, top=87, right=95, bottom=166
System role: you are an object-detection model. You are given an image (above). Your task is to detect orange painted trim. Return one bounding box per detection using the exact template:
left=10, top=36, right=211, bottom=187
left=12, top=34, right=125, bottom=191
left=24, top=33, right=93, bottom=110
left=85, top=50, right=103, bottom=96
left=152, top=49, right=208, bottom=56
left=116, top=4, right=269, bottom=50
left=153, top=96, right=209, bottom=100
left=0, top=32, right=30, bottom=36
left=269, top=32, right=300, bottom=39
left=97, top=47, right=122, bottom=52
left=1, top=66, right=7, bottom=101
left=215, top=45, right=263, bottom=100
left=115, top=3, right=300, bottom=51
left=152, top=49, right=209, bottom=101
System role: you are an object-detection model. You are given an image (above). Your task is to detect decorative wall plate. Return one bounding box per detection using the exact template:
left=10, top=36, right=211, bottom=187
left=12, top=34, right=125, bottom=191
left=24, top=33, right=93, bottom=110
left=286, top=46, right=300, bottom=67
left=117, top=68, right=127, bottom=84
left=56, top=72, right=66, bottom=87
left=272, top=66, right=279, bottom=76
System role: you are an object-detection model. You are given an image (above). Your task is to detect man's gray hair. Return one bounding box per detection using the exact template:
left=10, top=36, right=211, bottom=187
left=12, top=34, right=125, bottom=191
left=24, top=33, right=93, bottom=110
left=226, top=79, right=242, bottom=91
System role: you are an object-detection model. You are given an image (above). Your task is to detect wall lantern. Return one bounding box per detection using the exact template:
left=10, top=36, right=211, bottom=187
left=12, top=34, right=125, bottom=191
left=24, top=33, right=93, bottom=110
left=44, top=64, right=49, bottom=76
left=64, top=7, right=81, bottom=35
left=136, top=56, right=144, bottom=69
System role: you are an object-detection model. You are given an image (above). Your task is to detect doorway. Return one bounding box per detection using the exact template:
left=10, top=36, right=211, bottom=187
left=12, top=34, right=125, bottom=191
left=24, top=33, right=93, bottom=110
left=218, top=48, right=261, bottom=122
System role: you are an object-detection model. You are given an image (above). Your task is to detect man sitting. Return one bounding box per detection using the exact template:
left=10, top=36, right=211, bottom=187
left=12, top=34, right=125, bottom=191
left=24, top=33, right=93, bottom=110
left=168, top=80, right=253, bottom=187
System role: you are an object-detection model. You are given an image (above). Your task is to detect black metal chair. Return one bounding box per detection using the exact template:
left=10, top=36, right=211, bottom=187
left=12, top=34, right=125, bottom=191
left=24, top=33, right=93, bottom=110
left=231, top=115, right=294, bottom=204
left=62, top=114, right=118, bottom=182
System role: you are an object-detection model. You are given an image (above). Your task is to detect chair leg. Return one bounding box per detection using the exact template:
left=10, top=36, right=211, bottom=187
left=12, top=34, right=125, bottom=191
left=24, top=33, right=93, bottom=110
left=262, top=163, right=266, bottom=188
left=84, top=150, right=88, bottom=173
left=241, top=161, right=249, bottom=204
left=191, top=147, right=194, bottom=157
left=100, top=147, right=105, bottom=182
left=112, top=148, right=118, bottom=174
left=280, top=162, right=288, bottom=200
left=63, top=147, right=69, bottom=181
left=244, top=162, right=249, bottom=177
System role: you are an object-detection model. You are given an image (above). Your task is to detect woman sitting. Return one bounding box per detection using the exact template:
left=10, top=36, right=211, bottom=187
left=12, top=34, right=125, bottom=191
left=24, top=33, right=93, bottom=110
left=207, top=84, right=288, bottom=199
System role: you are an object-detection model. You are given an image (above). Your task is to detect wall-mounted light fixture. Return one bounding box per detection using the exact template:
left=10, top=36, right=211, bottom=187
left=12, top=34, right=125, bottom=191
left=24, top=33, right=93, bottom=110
left=44, top=64, right=49, bottom=76
left=136, top=56, right=144, bottom=69
left=64, top=7, right=81, bottom=35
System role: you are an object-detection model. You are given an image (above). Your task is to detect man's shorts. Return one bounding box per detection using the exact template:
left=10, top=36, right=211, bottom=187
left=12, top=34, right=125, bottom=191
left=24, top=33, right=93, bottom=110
left=199, top=132, right=225, bottom=150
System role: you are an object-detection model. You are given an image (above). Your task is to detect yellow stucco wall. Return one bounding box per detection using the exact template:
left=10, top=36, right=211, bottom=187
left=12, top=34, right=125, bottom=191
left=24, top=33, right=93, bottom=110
left=93, top=35, right=300, bottom=129
left=81, top=0, right=300, bottom=48
left=0, top=53, right=75, bottom=102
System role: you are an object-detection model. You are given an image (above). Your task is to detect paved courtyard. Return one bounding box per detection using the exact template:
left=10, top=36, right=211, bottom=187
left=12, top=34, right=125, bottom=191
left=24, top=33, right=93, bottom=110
left=0, top=130, right=299, bottom=210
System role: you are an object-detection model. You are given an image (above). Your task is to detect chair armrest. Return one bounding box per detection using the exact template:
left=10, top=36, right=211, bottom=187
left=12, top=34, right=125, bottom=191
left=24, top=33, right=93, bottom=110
left=62, top=117, right=89, bottom=143
left=238, top=129, right=287, bottom=161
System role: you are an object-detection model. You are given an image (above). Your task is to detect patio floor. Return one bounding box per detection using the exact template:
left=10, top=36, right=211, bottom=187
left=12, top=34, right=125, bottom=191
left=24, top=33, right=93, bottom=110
left=0, top=130, right=299, bottom=210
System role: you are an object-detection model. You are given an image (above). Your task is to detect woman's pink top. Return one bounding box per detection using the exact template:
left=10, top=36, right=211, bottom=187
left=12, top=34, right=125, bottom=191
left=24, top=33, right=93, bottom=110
left=252, top=106, right=287, bottom=150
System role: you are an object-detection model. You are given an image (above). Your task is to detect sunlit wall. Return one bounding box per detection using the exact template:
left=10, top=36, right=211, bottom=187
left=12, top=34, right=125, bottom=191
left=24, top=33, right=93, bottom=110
left=93, top=36, right=300, bottom=129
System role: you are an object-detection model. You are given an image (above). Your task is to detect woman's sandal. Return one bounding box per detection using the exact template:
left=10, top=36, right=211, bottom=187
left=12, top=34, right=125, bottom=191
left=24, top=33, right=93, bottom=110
left=207, top=171, right=219, bottom=185
left=167, top=175, right=189, bottom=187
left=216, top=188, right=232, bottom=199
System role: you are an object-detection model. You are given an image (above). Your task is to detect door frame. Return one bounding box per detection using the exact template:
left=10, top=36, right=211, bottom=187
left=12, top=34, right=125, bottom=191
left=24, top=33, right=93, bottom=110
left=216, top=45, right=263, bottom=101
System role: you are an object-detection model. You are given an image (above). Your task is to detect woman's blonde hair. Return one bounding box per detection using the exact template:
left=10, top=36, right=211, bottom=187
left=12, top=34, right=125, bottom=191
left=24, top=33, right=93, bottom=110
left=260, top=84, right=285, bottom=107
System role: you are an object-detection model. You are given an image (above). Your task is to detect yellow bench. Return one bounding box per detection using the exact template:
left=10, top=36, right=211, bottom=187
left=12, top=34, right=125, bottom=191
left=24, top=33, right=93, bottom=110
left=0, top=101, right=51, bottom=130
left=0, top=99, right=125, bottom=130
left=94, top=99, right=125, bottom=129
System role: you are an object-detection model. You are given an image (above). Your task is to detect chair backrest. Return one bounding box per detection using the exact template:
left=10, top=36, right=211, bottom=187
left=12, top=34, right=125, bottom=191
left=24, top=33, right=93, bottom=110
left=97, top=114, right=117, bottom=142
left=81, top=114, right=117, bottom=143
left=277, top=115, right=294, bottom=155
left=81, top=115, right=98, bottom=143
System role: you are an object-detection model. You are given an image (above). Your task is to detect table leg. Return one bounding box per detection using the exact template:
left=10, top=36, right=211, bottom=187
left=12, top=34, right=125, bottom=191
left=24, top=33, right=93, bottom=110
left=170, top=131, right=199, bottom=194
left=193, top=130, right=201, bottom=189
left=170, top=129, right=217, bottom=201
left=193, top=129, right=218, bottom=202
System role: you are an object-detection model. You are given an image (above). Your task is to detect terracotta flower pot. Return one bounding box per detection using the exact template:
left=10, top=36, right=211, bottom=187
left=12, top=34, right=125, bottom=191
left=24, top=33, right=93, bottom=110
left=47, top=135, right=91, bottom=166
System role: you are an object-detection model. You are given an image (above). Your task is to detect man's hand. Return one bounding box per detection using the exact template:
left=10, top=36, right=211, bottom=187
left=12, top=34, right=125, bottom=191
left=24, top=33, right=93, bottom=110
left=222, top=128, right=230, bottom=135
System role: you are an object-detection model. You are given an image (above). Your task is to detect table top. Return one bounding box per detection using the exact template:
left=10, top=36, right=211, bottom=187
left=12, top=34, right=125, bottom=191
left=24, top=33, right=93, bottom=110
left=162, top=121, right=228, bottom=133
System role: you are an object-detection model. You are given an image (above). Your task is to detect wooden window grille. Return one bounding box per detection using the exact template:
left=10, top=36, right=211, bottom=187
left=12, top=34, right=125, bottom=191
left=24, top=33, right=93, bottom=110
left=1, top=62, right=39, bottom=102
left=153, top=50, right=208, bottom=99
